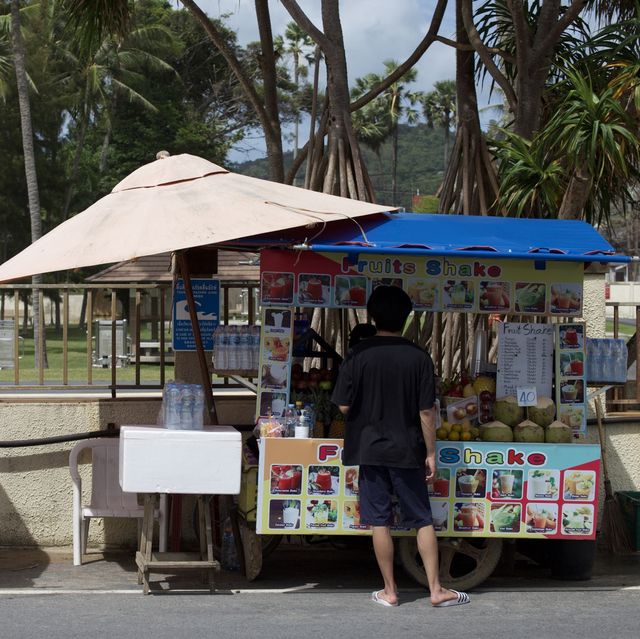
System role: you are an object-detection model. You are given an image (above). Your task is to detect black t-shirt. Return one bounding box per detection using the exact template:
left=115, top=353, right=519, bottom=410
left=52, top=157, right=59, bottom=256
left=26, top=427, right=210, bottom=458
left=331, top=335, right=436, bottom=468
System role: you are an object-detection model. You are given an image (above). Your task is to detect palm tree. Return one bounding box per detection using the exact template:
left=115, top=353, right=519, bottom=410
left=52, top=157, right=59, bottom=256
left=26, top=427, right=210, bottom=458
left=377, top=60, right=421, bottom=206
left=60, top=24, right=177, bottom=220
left=275, top=21, right=314, bottom=160
left=350, top=73, right=393, bottom=180
left=422, top=79, right=457, bottom=170
left=545, top=67, right=640, bottom=222
left=10, top=0, right=46, bottom=367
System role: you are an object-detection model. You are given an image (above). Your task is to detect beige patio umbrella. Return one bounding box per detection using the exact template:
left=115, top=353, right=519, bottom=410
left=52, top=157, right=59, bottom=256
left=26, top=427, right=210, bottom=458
left=0, top=153, right=396, bottom=283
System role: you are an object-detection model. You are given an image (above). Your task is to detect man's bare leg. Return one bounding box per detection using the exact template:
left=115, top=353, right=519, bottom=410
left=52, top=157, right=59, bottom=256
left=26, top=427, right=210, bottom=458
left=371, top=526, right=398, bottom=605
left=416, top=525, right=459, bottom=605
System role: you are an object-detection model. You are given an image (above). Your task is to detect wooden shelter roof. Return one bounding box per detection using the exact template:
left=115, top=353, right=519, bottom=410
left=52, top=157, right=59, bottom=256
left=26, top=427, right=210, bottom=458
left=86, top=250, right=259, bottom=283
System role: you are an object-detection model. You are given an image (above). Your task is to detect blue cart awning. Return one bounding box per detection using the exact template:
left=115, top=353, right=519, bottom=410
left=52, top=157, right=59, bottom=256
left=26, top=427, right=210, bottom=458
left=292, top=213, right=628, bottom=263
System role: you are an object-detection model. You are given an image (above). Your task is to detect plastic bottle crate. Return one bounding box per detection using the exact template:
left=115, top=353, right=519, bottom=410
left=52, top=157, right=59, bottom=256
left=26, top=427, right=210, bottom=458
left=616, top=491, right=640, bottom=551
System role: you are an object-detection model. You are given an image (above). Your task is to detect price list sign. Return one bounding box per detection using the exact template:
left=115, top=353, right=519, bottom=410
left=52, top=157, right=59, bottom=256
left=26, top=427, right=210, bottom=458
left=497, top=323, right=554, bottom=399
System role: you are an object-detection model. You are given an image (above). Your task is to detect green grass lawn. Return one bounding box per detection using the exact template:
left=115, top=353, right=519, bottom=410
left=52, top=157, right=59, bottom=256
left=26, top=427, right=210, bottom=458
left=0, top=325, right=174, bottom=385
left=605, top=319, right=635, bottom=339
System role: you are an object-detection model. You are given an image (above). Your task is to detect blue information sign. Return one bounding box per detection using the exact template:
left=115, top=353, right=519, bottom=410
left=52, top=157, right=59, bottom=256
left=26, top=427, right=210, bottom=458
left=172, top=279, right=220, bottom=351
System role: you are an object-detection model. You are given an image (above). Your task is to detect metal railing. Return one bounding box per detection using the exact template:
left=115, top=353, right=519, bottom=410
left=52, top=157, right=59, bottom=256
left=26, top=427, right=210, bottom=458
left=606, top=301, right=640, bottom=411
left=0, top=282, right=258, bottom=396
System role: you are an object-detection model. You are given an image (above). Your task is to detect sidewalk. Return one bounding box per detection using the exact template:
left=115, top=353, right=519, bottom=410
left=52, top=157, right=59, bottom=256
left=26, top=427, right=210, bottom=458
left=1, top=540, right=638, bottom=594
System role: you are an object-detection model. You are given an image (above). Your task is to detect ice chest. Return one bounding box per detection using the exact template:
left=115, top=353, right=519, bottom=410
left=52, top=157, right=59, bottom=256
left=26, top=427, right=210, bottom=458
left=119, top=425, right=241, bottom=494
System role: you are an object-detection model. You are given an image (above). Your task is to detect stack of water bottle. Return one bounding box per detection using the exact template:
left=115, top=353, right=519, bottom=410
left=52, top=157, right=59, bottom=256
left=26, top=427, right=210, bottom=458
left=163, top=382, right=205, bottom=430
left=212, top=325, right=260, bottom=373
left=586, top=338, right=628, bottom=384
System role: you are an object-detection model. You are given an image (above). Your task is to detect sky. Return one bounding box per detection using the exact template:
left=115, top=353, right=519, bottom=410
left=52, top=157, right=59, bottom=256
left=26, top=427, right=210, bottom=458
left=196, top=1, right=461, bottom=162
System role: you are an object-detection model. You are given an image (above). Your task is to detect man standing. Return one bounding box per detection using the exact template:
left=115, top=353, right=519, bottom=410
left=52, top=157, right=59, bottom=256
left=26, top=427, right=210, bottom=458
left=331, top=286, right=470, bottom=608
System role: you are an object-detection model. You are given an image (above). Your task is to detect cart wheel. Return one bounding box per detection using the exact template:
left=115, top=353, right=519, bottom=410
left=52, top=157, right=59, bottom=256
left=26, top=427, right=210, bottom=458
left=398, top=537, right=503, bottom=591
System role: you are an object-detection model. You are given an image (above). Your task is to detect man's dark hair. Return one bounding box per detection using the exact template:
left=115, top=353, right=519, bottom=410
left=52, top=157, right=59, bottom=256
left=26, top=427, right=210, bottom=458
left=367, top=285, right=413, bottom=332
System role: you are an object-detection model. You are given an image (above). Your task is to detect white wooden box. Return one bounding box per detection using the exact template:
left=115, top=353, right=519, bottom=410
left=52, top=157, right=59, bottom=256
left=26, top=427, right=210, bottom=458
left=119, top=425, right=241, bottom=494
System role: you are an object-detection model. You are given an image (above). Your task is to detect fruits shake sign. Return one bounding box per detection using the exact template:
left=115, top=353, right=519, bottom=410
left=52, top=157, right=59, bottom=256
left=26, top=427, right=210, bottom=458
left=257, top=439, right=600, bottom=539
left=259, top=250, right=584, bottom=315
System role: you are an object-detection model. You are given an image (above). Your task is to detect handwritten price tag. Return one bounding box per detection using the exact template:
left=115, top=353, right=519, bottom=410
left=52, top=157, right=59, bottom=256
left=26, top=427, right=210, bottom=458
left=517, top=386, right=538, bottom=407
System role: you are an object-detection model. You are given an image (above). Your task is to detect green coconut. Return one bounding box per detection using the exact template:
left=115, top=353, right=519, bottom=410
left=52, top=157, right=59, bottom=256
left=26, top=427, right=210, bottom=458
left=514, top=419, right=545, bottom=443
left=545, top=420, right=572, bottom=443
left=493, top=396, right=525, bottom=428
left=481, top=420, right=514, bottom=442
left=527, top=397, right=556, bottom=428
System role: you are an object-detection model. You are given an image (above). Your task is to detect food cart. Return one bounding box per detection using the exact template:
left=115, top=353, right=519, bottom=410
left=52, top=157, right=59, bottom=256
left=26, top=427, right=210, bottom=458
left=219, top=212, right=629, bottom=589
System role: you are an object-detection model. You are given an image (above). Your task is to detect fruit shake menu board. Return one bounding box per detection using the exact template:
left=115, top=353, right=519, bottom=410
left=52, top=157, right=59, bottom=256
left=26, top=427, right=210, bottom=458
left=496, top=323, right=554, bottom=399
left=555, top=323, right=587, bottom=435
left=256, top=439, right=600, bottom=540
left=259, top=250, right=584, bottom=316
left=256, top=308, right=294, bottom=419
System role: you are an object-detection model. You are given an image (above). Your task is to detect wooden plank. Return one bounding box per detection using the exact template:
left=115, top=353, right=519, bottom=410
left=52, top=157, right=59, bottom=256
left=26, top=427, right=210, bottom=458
left=86, top=290, right=93, bottom=385
left=14, top=293, right=19, bottom=384
left=38, top=289, right=44, bottom=385
left=63, top=290, right=69, bottom=385
left=135, top=289, right=141, bottom=387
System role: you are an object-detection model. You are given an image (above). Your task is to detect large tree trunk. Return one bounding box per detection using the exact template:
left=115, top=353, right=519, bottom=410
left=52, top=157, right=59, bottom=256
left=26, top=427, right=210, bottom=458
left=255, top=0, right=284, bottom=182
left=11, top=0, right=47, bottom=368
left=440, top=0, right=498, bottom=215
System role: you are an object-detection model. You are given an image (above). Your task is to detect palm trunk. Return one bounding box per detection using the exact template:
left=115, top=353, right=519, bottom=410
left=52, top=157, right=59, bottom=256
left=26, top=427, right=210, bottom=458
left=558, top=167, right=592, bottom=220
left=11, top=0, right=47, bottom=368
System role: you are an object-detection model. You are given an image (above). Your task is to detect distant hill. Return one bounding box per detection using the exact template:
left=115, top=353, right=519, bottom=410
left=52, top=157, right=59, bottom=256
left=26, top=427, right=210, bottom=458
left=232, top=123, right=447, bottom=211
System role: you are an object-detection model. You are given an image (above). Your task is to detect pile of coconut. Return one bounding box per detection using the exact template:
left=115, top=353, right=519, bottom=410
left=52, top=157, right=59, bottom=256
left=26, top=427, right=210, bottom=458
left=481, top=396, right=571, bottom=443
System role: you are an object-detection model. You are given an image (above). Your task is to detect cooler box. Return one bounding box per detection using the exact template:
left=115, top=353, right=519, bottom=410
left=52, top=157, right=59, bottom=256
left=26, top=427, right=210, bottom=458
left=119, top=425, right=242, bottom=494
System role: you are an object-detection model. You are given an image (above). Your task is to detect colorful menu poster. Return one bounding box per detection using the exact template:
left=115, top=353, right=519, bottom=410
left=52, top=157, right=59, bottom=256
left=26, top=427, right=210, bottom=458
left=555, top=323, right=587, bottom=435
left=496, top=323, right=554, bottom=399
left=256, top=307, right=294, bottom=418
left=259, top=250, right=584, bottom=316
left=257, top=439, right=600, bottom=540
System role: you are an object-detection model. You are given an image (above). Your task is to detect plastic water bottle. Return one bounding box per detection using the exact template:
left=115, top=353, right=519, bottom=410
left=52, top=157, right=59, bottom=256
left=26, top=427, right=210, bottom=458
left=225, top=326, right=236, bottom=370
left=251, top=326, right=261, bottom=370
left=284, top=404, right=297, bottom=438
left=164, top=383, right=182, bottom=429
left=192, top=384, right=205, bottom=429
left=238, top=327, right=251, bottom=371
left=221, top=518, right=239, bottom=570
left=217, top=326, right=228, bottom=371
left=180, top=384, right=195, bottom=429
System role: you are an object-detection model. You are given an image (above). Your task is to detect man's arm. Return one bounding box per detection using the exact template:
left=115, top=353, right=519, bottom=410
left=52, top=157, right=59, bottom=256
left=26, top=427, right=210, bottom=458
left=420, top=406, right=437, bottom=481
left=338, top=405, right=350, bottom=415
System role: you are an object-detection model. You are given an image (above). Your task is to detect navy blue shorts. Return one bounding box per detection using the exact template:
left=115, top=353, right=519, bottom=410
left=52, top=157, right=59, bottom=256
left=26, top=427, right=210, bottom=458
left=359, top=465, right=433, bottom=529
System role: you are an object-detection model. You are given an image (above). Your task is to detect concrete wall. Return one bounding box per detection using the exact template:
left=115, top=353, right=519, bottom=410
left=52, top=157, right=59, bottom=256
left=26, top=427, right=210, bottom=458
left=0, top=395, right=255, bottom=548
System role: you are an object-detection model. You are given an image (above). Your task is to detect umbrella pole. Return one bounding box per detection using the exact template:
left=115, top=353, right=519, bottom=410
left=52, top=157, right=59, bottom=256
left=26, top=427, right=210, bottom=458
left=177, top=252, right=218, bottom=425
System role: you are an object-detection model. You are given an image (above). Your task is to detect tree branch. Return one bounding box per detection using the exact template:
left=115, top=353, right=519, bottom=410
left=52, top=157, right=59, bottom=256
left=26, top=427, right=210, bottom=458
left=280, top=0, right=332, bottom=53
left=180, top=0, right=274, bottom=139
left=532, top=0, right=588, bottom=67
left=460, top=0, right=518, bottom=114
left=349, top=0, right=448, bottom=112
left=435, top=35, right=515, bottom=63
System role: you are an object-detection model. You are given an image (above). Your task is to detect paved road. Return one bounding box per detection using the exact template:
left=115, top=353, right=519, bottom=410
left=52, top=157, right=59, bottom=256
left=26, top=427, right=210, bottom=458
left=0, top=589, right=638, bottom=639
